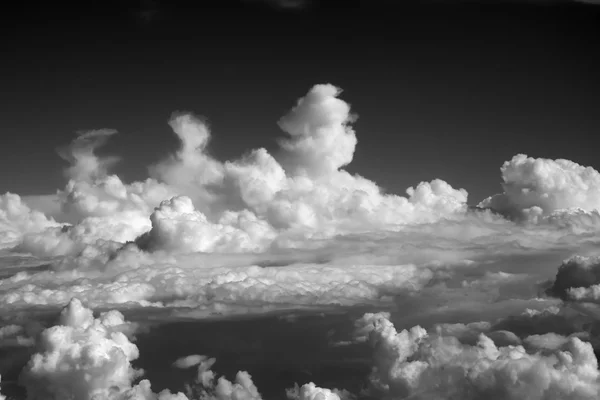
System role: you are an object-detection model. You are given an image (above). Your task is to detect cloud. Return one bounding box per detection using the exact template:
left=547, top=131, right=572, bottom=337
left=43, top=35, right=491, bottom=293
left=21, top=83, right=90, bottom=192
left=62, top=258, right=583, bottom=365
left=548, top=255, right=600, bottom=301
left=0, top=245, right=434, bottom=314
left=277, top=84, right=357, bottom=178
left=286, top=382, right=354, bottom=400
left=173, top=355, right=207, bottom=370
left=357, top=312, right=600, bottom=400
left=480, top=154, right=600, bottom=220
left=19, top=298, right=144, bottom=400
left=3, top=83, right=600, bottom=399
left=0, top=193, right=60, bottom=249
left=16, top=299, right=271, bottom=400
left=181, top=356, right=261, bottom=400
left=14, top=297, right=347, bottom=400
left=523, top=332, right=586, bottom=351
left=174, top=353, right=351, bottom=400
left=0, top=84, right=478, bottom=312
left=135, top=196, right=276, bottom=253
left=543, top=254, right=600, bottom=333
left=148, top=113, right=224, bottom=211
left=57, top=129, right=120, bottom=182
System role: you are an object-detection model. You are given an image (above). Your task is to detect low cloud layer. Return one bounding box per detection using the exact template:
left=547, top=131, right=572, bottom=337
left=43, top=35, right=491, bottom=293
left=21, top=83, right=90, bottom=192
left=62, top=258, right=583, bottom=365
left=1, top=83, right=600, bottom=398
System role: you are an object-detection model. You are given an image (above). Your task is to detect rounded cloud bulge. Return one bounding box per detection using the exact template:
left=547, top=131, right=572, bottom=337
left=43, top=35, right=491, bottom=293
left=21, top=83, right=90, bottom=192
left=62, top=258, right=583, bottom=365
left=479, top=154, right=600, bottom=222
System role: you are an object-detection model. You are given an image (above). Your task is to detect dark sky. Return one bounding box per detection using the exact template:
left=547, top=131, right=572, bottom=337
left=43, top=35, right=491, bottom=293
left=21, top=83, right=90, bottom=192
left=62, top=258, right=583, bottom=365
left=2, top=0, right=599, bottom=204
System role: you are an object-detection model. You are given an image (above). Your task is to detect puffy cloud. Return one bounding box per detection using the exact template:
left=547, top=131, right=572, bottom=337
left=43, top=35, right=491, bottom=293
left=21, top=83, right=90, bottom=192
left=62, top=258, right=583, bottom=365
left=221, top=148, right=287, bottom=213
left=175, top=355, right=348, bottom=400
left=61, top=175, right=171, bottom=221
left=12, top=127, right=176, bottom=258
left=57, top=128, right=120, bottom=182
left=11, top=84, right=472, bottom=263
left=277, top=84, right=357, bottom=178
left=14, top=299, right=354, bottom=400
left=286, top=382, right=354, bottom=400
left=145, top=86, right=468, bottom=239
left=0, top=193, right=60, bottom=249
left=148, top=112, right=225, bottom=210
left=173, top=355, right=206, bottom=370
left=358, top=312, right=600, bottom=400
left=431, top=321, right=493, bottom=344
left=19, top=298, right=142, bottom=399
left=19, top=298, right=189, bottom=400
left=480, top=154, right=600, bottom=220
left=548, top=255, right=600, bottom=300
left=136, top=196, right=276, bottom=253
left=182, top=356, right=261, bottom=400
left=522, top=332, right=587, bottom=351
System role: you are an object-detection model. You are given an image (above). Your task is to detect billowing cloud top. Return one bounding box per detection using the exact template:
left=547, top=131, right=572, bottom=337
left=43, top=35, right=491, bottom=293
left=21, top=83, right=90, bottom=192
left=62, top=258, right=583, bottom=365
left=277, top=84, right=357, bottom=177
left=480, top=154, right=600, bottom=220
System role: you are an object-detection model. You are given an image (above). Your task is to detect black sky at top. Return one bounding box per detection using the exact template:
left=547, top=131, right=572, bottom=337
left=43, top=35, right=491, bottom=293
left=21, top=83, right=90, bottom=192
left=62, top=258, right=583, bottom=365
left=1, top=0, right=599, bottom=204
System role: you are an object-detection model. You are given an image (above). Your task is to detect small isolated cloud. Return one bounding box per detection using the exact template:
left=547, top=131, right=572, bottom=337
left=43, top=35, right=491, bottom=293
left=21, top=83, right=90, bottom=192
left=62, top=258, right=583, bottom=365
left=173, top=355, right=207, bottom=369
left=277, top=84, right=357, bottom=177
left=182, top=356, right=261, bottom=400
left=148, top=113, right=224, bottom=209
left=286, top=382, right=355, bottom=400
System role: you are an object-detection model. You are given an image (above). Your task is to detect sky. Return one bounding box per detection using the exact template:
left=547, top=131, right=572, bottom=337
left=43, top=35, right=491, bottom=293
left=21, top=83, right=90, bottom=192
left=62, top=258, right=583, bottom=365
left=2, top=0, right=599, bottom=203
left=2, top=1, right=600, bottom=400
